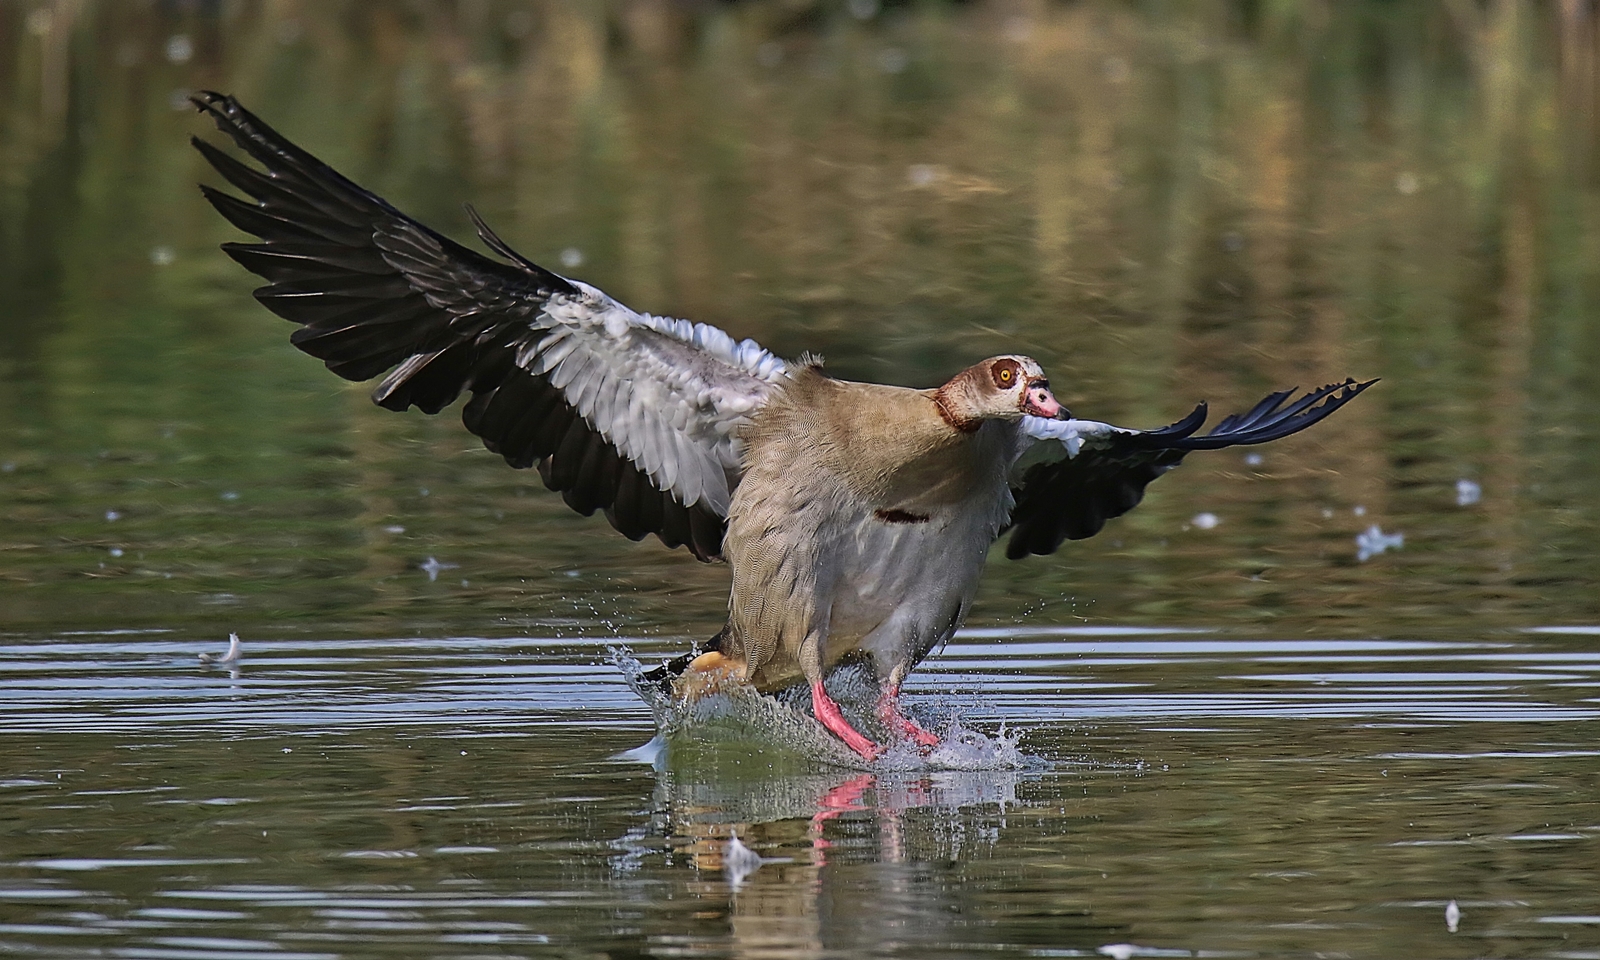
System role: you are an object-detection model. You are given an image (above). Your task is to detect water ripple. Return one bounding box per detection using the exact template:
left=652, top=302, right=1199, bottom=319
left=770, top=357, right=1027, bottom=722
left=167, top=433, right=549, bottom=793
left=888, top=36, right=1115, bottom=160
left=2, top=629, right=1597, bottom=735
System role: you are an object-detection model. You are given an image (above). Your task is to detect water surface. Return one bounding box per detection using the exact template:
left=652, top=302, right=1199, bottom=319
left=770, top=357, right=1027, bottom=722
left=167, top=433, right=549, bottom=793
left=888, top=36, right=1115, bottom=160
left=4, top=628, right=1599, bottom=958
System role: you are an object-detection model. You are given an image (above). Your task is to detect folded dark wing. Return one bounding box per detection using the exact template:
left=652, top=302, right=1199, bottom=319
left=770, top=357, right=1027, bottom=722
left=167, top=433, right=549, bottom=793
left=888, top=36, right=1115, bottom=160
left=190, top=91, right=787, bottom=561
left=1005, top=379, right=1375, bottom=558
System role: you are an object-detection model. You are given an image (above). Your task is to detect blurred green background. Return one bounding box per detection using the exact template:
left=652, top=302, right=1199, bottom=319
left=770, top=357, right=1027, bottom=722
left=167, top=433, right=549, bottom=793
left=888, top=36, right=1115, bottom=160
left=3, top=0, right=1599, bottom=641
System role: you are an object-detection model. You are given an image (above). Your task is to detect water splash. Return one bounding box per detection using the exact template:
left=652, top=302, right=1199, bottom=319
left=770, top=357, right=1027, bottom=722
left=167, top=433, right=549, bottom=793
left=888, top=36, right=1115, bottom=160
left=877, top=721, right=1032, bottom=772
left=612, top=647, right=1042, bottom=771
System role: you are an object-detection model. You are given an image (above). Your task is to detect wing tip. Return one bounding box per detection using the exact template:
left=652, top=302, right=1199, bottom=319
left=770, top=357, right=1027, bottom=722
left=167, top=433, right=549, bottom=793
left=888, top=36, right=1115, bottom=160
left=189, top=88, right=228, bottom=115
left=1004, top=375, right=1377, bottom=560
left=461, top=203, right=578, bottom=297
left=1186, top=375, right=1377, bottom=449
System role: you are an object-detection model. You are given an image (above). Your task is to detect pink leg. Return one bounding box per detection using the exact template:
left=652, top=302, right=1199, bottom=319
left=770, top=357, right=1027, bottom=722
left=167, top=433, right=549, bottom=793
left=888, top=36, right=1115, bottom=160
left=811, top=681, right=881, bottom=760
left=876, top=682, right=941, bottom=748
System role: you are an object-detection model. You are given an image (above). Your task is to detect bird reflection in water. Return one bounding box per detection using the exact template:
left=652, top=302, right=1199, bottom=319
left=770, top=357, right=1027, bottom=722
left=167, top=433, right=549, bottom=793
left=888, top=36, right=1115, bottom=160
left=634, top=762, right=1037, bottom=954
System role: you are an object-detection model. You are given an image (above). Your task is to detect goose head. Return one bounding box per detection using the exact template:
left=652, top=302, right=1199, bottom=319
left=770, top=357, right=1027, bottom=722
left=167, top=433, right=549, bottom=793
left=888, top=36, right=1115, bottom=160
left=934, top=355, right=1065, bottom=431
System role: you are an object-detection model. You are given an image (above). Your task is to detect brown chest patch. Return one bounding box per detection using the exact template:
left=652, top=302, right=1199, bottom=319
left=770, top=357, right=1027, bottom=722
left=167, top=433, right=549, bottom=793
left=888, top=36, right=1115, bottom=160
left=931, top=388, right=981, bottom=433
left=874, top=508, right=931, bottom=524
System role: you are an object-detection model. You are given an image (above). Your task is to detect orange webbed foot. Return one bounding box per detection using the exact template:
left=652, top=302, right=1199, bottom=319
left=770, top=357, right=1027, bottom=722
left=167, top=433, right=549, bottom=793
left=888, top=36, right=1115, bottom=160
left=673, top=650, right=745, bottom=701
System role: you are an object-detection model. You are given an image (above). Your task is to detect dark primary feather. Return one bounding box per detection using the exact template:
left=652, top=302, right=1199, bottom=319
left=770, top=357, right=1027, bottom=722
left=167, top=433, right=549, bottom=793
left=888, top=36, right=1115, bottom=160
left=1005, top=378, right=1376, bottom=559
left=189, top=90, right=725, bottom=561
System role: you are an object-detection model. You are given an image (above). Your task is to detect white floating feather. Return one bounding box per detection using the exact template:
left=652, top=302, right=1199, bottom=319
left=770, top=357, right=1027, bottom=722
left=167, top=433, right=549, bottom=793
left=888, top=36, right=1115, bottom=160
left=199, top=632, right=242, bottom=665
left=723, top=830, right=764, bottom=888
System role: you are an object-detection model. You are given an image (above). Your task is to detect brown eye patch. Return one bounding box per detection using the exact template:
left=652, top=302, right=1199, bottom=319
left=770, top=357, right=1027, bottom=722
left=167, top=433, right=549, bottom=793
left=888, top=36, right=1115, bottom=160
left=990, top=359, right=1022, bottom=389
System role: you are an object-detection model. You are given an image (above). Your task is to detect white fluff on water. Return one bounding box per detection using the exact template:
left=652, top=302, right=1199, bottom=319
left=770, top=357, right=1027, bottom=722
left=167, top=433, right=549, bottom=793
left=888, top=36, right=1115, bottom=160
left=1356, top=524, right=1404, bottom=562
left=722, top=831, right=765, bottom=888
left=199, top=632, right=242, bottom=665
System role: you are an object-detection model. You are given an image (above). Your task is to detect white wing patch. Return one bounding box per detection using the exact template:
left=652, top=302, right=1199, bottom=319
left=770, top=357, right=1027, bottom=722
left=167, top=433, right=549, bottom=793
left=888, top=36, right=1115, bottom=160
left=524, top=281, right=789, bottom=515
left=1019, top=416, right=1131, bottom=458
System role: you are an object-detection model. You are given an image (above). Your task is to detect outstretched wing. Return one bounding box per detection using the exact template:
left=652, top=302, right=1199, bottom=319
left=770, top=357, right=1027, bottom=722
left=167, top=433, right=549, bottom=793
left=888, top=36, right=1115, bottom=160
left=190, top=91, right=789, bottom=561
left=1004, top=379, right=1375, bottom=559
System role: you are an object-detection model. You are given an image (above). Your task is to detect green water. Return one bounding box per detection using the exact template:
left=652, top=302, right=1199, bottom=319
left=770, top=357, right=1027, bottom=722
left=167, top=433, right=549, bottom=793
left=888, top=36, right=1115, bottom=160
left=3, top=2, right=1599, bottom=957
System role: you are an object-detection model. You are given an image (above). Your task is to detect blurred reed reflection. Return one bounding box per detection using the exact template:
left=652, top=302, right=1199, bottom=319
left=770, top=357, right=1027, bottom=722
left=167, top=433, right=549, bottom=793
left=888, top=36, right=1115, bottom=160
left=3, top=0, right=1600, bottom=639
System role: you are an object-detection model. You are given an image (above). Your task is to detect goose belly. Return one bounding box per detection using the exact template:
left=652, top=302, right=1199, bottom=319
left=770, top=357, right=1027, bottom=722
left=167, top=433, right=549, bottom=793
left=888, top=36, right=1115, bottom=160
left=824, top=505, right=998, bottom=672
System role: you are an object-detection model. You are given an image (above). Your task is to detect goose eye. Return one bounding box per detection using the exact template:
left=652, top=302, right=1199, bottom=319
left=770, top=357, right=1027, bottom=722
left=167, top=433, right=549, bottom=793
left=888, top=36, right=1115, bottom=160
left=990, top=359, right=1024, bottom=389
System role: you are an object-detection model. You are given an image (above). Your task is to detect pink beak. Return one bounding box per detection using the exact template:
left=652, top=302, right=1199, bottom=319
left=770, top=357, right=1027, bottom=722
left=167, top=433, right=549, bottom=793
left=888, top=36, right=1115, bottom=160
left=1024, top=381, right=1064, bottom=419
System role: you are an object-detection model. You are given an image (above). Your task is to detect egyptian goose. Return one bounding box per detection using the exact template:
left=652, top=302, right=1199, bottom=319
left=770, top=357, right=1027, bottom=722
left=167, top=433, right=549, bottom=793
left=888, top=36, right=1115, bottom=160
left=190, top=92, right=1373, bottom=759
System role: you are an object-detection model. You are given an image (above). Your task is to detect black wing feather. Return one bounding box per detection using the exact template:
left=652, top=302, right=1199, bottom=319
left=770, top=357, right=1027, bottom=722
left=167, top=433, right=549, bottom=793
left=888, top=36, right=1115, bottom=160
left=190, top=90, right=725, bottom=560
left=1006, top=378, right=1375, bottom=559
